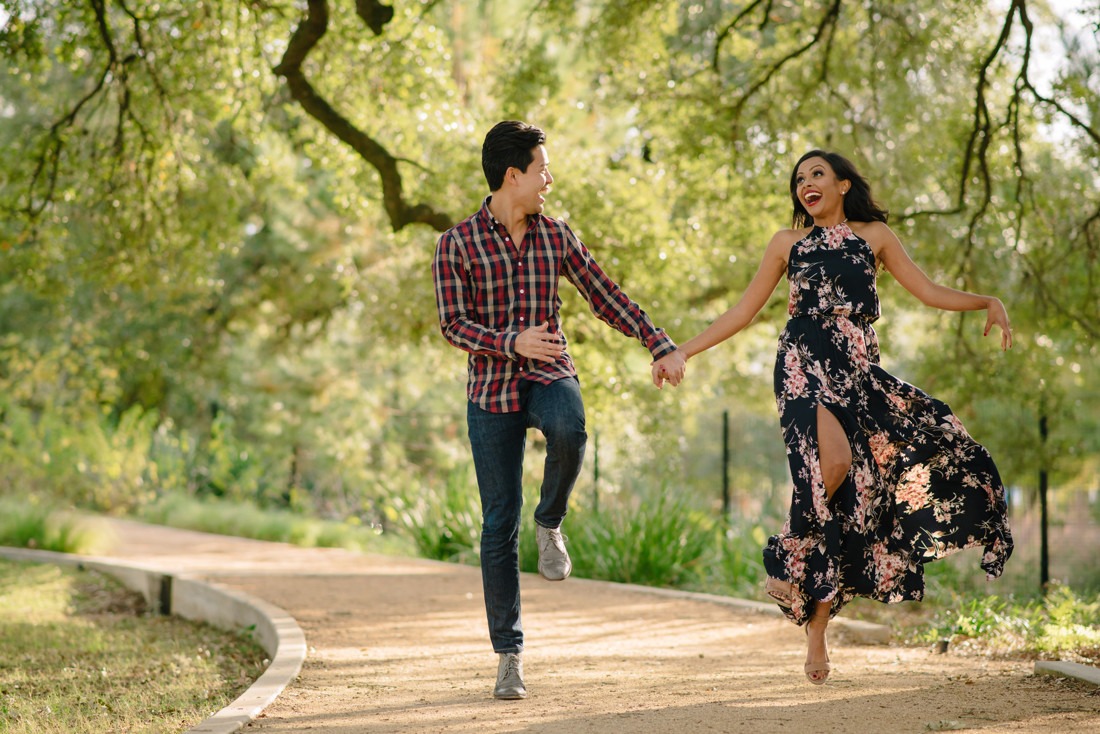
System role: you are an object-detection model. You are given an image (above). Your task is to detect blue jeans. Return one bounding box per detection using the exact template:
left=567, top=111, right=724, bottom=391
left=467, top=376, right=587, bottom=653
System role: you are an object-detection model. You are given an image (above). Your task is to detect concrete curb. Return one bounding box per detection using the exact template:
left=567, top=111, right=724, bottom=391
left=570, top=576, right=893, bottom=645
left=1034, top=660, right=1100, bottom=687
left=0, top=547, right=306, bottom=734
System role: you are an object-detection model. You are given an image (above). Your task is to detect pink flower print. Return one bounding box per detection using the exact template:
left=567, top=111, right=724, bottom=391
left=824, top=224, right=850, bottom=249
left=872, top=542, right=906, bottom=592
left=944, top=414, right=972, bottom=439
left=896, top=465, right=932, bottom=510
left=785, top=370, right=808, bottom=398
left=781, top=534, right=807, bottom=554
left=853, top=463, right=874, bottom=526
left=932, top=499, right=953, bottom=524
left=868, top=432, right=897, bottom=470
left=785, top=556, right=806, bottom=581
left=810, top=454, right=832, bottom=521
left=783, top=351, right=809, bottom=398
left=788, top=283, right=800, bottom=315
left=983, top=482, right=997, bottom=507
left=852, top=347, right=870, bottom=372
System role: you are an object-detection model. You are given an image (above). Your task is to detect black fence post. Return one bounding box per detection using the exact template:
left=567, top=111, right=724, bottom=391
left=592, top=430, right=600, bottom=514
left=722, top=410, right=730, bottom=515
left=1039, top=412, right=1049, bottom=591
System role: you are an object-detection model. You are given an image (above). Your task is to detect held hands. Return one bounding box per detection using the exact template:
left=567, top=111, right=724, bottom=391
left=983, top=297, right=1013, bottom=351
left=651, top=349, right=687, bottom=389
left=515, top=321, right=564, bottom=362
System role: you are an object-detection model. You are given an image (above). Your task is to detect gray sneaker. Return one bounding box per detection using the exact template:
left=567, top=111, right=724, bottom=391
left=493, top=652, right=526, bottom=700
left=536, top=524, right=572, bottom=581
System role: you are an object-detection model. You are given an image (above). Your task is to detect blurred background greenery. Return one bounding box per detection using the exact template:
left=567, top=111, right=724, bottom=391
left=0, top=0, right=1098, bottom=653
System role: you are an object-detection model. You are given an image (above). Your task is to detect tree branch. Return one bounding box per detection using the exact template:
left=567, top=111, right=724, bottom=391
left=273, top=0, right=453, bottom=232
left=711, top=0, right=765, bottom=74
left=720, top=0, right=843, bottom=132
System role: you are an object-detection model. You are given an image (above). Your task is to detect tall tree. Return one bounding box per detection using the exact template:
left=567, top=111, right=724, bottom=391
left=0, top=0, right=1096, bottom=511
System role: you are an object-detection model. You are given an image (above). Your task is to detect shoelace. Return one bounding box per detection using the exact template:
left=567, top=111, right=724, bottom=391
left=540, top=529, right=567, bottom=553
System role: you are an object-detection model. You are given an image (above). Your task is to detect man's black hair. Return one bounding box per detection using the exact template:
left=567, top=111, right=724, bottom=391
left=482, top=121, right=546, bottom=191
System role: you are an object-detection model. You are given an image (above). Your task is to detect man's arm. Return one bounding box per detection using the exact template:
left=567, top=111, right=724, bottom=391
left=432, top=231, right=566, bottom=362
left=558, top=222, right=677, bottom=361
left=432, top=230, right=519, bottom=357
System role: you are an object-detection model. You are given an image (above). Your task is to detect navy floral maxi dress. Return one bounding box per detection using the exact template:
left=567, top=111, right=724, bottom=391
left=762, top=222, right=1013, bottom=625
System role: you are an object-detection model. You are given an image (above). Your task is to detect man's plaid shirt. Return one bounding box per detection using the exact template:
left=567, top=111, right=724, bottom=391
left=433, top=197, right=677, bottom=413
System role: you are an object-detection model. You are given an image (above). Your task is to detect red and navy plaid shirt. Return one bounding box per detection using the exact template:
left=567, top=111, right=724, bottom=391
left=433, top=197, right=677, bottom=413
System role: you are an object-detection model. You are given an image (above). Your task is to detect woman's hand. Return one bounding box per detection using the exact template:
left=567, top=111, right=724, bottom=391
left=651, top=350, right=687, bottom=389
left=984, top=297, right=1013, bottom=351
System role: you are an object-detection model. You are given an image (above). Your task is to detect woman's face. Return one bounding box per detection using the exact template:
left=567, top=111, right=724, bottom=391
left=793, top=156, right=849, bottom=219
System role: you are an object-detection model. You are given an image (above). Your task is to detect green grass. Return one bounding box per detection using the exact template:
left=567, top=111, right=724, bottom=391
left=0, top=498, right=108, bottom=554
left=523, top=490, right=717, bottom=589
left=0, top=559, right=266, bottom=734
left=137, top=492, right=416, bottom=556
left=387, top=464, right=771, bottom=599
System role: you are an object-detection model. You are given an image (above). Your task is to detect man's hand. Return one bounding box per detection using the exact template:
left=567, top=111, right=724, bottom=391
left=514, top=321, right=564, bottom=362
left=651, top=349, right=687, bottom=389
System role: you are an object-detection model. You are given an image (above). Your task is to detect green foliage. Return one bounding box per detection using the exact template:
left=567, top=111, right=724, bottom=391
left=0, top=0, right=1097, bottom=605
left=0, top=498, right=105, bottom=554
left=137, top=493, right=411, bottom=555
left=914, top=585, right=1100, bottom=662
left=548, top=489, right=714, bottom=587
left=387, top=460, right=763, bottom=592
left=387, top=464, right=482, bottom=563
left=0, top=398, right=159, bottom=512
left=690, top=519, right=773, bottom=600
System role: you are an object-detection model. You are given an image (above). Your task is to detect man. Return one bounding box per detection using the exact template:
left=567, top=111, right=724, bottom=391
left=432, top=120, right=686, bottom=700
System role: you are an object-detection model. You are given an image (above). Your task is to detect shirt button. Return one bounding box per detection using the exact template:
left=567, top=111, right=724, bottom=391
left=519, top=317, right=525, bottom=322
left=519, top=289, right=525, bottom=294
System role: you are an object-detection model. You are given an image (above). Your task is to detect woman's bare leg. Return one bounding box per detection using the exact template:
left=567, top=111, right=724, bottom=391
left=817, top=405, right=852, bottom=501
left=805, top=406, right=847, bottom=682
left=805, top=599, right=832, bottom=683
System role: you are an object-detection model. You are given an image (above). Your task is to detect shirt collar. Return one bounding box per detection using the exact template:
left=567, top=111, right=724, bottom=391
left=479, top=195, right=540, bottom=235
left=478, top=196, right=503, bottom=231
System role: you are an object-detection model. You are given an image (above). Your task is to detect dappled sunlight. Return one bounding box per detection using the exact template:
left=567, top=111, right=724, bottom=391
left=89, top=517, right=1100, bottom=733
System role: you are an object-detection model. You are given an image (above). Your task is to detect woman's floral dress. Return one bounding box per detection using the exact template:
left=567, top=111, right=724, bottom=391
left=762, top=222, right=1013, bottom=625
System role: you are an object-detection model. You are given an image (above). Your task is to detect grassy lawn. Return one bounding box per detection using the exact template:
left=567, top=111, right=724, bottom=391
left=0, top=559, right=266, bottom=734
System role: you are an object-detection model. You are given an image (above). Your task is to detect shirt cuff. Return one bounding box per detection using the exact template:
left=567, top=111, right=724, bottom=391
left=500, top=331, right=520, bottom=359
left=647, top=332, right=678, bottom=361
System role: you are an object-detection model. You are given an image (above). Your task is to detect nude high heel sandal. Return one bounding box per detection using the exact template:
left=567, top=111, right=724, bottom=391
left=765, top=576, right=795, bottom=608
left=804, top=607, right=832, bottom=685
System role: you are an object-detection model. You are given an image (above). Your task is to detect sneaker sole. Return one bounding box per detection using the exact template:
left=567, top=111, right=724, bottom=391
left=538, top=565, right=572, bottom=581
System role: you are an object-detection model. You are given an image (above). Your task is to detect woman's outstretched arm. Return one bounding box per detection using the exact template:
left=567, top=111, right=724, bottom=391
left=868, top=222, right=1013, bottom=351
left=678, top=230, right=794, bottom=359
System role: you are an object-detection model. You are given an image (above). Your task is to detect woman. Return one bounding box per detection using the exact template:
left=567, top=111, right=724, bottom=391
left=660, top=150, right=1013, bottom=684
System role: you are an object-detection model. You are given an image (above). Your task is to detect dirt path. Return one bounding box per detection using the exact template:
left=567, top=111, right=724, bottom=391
left=98, top=518, right=1099, bottom=733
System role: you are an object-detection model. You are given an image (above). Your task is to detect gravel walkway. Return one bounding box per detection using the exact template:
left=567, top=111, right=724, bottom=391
left=99, top=518, right=1099, bottom=733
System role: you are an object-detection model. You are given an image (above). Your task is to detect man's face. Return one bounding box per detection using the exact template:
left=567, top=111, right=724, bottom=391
left=513, top=145, right=553, bottom=215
